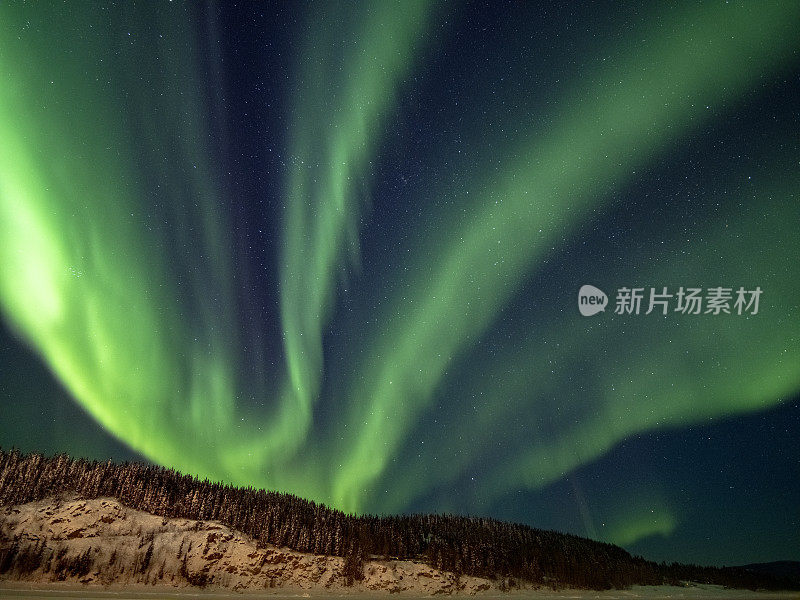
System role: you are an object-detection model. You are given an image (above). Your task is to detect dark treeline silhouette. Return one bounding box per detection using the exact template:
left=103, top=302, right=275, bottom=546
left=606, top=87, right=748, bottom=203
left=0, top=449, right=795, bottom=591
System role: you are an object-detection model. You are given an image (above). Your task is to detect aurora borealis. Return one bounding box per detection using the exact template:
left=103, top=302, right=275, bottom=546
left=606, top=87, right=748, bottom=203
left=0, top=0, right=798, bottom=567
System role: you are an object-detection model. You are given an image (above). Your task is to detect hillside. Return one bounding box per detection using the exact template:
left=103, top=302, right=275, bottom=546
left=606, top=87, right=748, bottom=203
left=0, top=495, right=496, bottom=593
left=0, top=449, right=796, bottom=593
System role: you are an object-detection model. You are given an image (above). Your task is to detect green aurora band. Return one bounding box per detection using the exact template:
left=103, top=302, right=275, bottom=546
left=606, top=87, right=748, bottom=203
left=0, top=1, right=799, bottom=550
left=328, top=1, right=800, bottom=510
left=277, top=0, right=438, bottom=466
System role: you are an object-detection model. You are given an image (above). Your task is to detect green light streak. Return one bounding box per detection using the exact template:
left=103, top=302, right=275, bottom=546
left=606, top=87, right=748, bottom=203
left=331, top=1, right=800, bottom=512
left=276, top=1, right=439, bottom=464
left=363, top=156, right=800, bottom=516
left=0, top=4, right=235, bottom=479
left=602, top=493, right=677, bottom=548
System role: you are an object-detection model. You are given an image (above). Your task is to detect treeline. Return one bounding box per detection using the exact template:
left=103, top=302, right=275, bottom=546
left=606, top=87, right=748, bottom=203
left=0, top=449, right=794, bottom=591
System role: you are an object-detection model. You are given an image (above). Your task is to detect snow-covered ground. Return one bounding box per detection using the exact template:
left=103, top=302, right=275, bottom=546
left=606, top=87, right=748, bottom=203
left=0, top=581, right=798, bottom=599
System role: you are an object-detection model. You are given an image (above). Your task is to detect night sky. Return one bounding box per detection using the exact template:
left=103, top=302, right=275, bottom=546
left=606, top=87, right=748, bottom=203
left=1, top=1, right=799, bottom=567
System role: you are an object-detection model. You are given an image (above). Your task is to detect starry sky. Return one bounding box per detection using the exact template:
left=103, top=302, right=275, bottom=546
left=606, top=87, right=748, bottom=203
left=1, top=1, right=799, bottom=567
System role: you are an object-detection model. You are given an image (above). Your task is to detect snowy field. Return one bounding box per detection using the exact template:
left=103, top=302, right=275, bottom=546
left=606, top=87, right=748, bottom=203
left=0, top=583, right=798, bottom=600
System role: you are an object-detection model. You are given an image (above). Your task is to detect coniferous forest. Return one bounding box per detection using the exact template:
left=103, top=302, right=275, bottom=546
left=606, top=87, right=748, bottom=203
left=0, top=449, right=796, bottom=591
